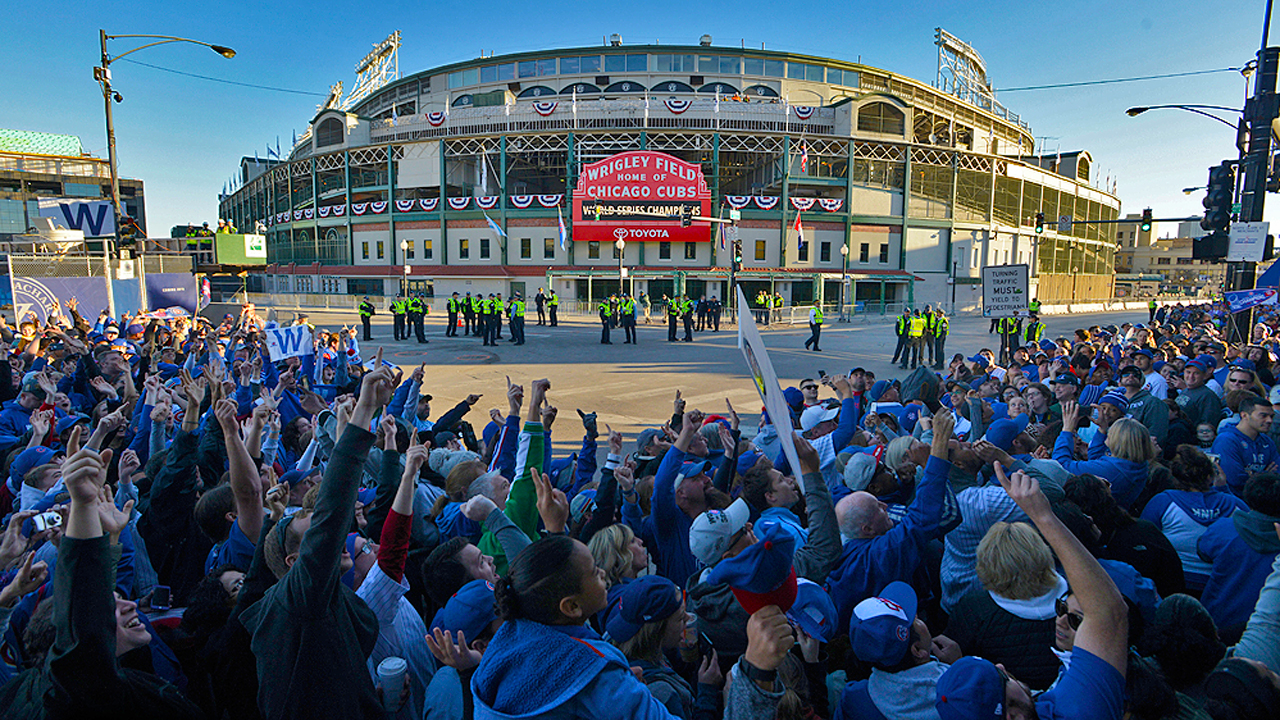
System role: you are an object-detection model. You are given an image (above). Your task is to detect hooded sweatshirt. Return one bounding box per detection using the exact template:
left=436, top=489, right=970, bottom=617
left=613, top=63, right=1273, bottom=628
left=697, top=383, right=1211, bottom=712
left=860, top=660, right=949, bottom=720
left=1051, top=430, right=1148, bottom=510
left=1198, top=508, right=1280, bottom=630
left=1211, top=424, right=1280, bottom=497
left=1141, top=490, right=1247, bottom=586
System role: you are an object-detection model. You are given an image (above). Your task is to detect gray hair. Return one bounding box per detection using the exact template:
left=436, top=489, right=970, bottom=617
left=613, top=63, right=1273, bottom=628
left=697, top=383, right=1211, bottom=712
left=467, top=470, right=506, bottom=501
left=697, top=423, right=723, bottom=452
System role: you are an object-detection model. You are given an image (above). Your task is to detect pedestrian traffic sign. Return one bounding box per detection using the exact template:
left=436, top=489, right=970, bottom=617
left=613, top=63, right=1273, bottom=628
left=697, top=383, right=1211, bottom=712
left=981, top=264, right=1029, bottom=318
left=729, top=209, right=741, bottom=221
left=1057, top=215, right=1072, bottom=233
left=1228, top=221, right=1269, bottom=262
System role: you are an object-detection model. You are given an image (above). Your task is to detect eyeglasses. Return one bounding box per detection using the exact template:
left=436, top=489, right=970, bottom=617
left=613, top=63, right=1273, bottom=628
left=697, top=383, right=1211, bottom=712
left=1055, top=597, right=1083, bottom=630
left=800, top=384, right=818, bottom=391
left=355, top=541, right=374, bottom=556
left=1228, top=377, right=1252, bottom=385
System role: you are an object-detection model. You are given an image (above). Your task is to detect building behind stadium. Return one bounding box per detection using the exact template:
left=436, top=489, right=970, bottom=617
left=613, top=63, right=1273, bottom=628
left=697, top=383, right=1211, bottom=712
left=218, top=30, right=1120, bottom=311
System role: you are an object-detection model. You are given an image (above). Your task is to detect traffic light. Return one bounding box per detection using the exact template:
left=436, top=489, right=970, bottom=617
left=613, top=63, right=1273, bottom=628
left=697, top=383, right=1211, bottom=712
left=1139, top=208, right=1153, bottom=233
left=680, top=205, right=693, bottom=228
left=732, top=239, right=742, bottom=271
left=1201, top=162, right=1235, bottom=235
left=1034, top=211, right=1045, bottom=234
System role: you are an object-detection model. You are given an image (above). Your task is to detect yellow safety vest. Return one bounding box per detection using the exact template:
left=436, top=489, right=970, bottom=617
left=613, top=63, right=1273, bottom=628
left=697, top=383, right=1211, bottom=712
left=909, top=316, right=926, bottom=337
left=513, top=300, right=525, bottom=317
left=549, top=294, right=559, bottom=306
left=813, top=306, right=824, bottom=324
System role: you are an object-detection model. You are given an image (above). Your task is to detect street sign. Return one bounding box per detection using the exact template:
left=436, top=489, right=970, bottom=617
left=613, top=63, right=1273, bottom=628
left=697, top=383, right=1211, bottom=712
left=1232, top=202, right=1243, bottom=213
left=729, top=209, right=742, bottom=221
left=981, top=264, right=1029, bottom=318
left=403, top=264, right=411, bottom=273
left=1057, top=215, right=1072, bottom=233
left=1228, top=221, right=1270, bottom=262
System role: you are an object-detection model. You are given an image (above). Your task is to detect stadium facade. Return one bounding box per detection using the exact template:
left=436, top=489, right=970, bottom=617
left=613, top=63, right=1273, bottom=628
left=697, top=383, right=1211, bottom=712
left=218, top=36, right=1119, bottom=310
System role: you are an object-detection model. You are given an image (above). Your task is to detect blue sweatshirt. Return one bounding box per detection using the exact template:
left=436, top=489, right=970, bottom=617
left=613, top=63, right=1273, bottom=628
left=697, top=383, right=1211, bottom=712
left=651, top=446, right=699, bottom=589
left=1211, top=425, right=1280, bottom=497
left=826, top=454, right=950, bottom=632
left=1141, top=489, right=1247, bottom=587
left=1198, top=509, right=1280, bottom=630
left=1052, top=430, right=1148, bottom=510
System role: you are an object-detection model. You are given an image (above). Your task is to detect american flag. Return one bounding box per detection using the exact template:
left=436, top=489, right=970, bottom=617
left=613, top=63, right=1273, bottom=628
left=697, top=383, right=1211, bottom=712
left=793, top=212, right=804, bottom=249
left=800, top=141, right=809, bottom=173
left=558, top=207, right=567, bottom=250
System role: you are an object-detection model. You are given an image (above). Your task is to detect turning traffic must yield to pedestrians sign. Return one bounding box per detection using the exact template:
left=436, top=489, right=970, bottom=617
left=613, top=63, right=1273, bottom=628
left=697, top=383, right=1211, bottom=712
left=981, top=264, right=1030, bottom=318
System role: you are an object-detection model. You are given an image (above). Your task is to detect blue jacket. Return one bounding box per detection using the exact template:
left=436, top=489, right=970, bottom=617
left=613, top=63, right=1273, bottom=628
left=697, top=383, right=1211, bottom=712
left=1052, top=430, right=1147, bottom=510
left=436, top=502, right=483, bottom=543
left=0, top=400, right=36, bottom=452
left=1211, top=425, right=1280, bottom=497
left=472, top=619, right=676, bottom=720
left=650, top=446, right=700, bottom=589
left=1198, top=508, right=1280, bottom=630
left=826, top=455, right=950, bottom=631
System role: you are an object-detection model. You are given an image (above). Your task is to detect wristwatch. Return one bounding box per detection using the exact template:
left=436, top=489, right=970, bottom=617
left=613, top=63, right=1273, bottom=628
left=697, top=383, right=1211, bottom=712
left=738, top=658, right=777, bottom=685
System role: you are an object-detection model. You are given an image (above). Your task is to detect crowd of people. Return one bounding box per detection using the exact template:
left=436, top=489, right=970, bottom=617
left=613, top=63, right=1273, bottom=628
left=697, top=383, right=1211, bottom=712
left=0, top=296, right=1277, bottom=720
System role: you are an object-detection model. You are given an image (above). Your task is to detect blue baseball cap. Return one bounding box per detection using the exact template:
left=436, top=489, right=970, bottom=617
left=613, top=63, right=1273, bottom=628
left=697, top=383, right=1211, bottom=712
left=783, top=387, right=805, bottom=411
left=936, top=657, right=1005, bottom=720
left=707, top=521, right=798, bottom=615
left=675, top=460, right=712, bottom=491
left=356, top=488, right=376, bottom=506
left=55, top=415, right=89, bottom=435
left=430, top=579, right=498, bottom=643
left=1038, top=339, right=1057, bottom=352
left=1187, top=356, right=1214, bottom=372
left=1230, top=358, right=1257, bottom=372
left=279, top=466, right=321, bottom=488
left=787, top=578, right=838, bottom=643
left=570, top=489, right=597, bottom=526
left=981, top=415, right=1030, bottom=453
left=604, top=575, right=683, bottom=644
left=9, top=446, right=59, bottom=486
left=967, top=354, right=990, bottom=370
left=866, top=380, right=894, bottom=403
left=849, top=581, right=918, bottom=667
left=1051, top=372, right=1079, bottom=387
left=1098, top=390, right=1130, bottom=412
left=736, top=450, right=762, bottom=475
left=1133, top=348, right=1155, bottom=359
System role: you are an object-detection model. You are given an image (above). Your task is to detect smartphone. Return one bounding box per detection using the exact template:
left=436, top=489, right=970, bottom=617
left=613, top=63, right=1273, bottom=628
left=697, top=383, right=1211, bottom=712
left=32, top=511, right=62, bottom=532
left=698, top=631, right=714, bottom=659
left=818, top=370, right=827, bottom=379
left=152, top=585, right=172, bottom=611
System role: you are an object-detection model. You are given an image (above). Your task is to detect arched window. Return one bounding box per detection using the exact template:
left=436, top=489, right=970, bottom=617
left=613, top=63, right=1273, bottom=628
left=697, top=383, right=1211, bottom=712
left=316, top=117, right=344, bottom=147
left=603, top=80, right=645, bottom=93
left=743, top=84, right=779, bottom=98
left=517, top=85, right=557, bottom=98
left=698, top=82, right=739, bottom=95
left=1076, top=155, right=1091, bottom=182
left=651, top=80, right=695, bottom=93
left=452, top=94, right=474, bottom=107
left=857, top=102, right=905, bottom=135
left=559, top=83, right=600, bottom=95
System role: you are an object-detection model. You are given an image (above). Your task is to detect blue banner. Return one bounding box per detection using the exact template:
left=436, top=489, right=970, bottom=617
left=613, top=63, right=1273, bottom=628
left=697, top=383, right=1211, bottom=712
left=145, top=273, right=197, bottom=314
left=12, top=276, right=111, bottom=325
left=1225, top=288, right=1278, bottom=313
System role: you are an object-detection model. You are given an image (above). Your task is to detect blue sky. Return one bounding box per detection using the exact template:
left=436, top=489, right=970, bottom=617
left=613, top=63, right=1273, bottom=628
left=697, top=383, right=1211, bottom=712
left=4, top=0, right=1276, bottom=236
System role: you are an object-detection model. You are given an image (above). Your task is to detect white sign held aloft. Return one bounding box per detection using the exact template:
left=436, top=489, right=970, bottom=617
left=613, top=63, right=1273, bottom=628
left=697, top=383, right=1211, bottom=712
left=981, top=264, right=1030, bottom=318
left=266, top=325, right=314, bottom=361
left=736, top=287, right=803, bottom=477
left=1228, top=221, right=1270, bottom=262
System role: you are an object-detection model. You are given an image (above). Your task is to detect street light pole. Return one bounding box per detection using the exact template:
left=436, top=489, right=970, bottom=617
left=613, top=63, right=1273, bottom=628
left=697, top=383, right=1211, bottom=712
left=96, top=30, right=235, bottom=253
left=839, top=243, right=849, bottom=321
left=616, top=238, right=627, bottom=296
left=1071, top=265, right=1080, bottom=308
left=400, top=240, right=409, bottom=295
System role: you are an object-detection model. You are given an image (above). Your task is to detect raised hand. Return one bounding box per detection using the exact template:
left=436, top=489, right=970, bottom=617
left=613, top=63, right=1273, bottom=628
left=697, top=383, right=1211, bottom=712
left=793, top=434, right=819, bottom=475
left=993, top=461, right=1052, bottom=522
left=425, top=628, right=482, bottom=671
left=461, top=494, right=498, bottom=522
left=465, top=393, right=483, bottom=406
left=96, top=484, right=134, bottom=540
left=606, top=424, right=623, bottom=455
left=181, top=369, right=207, bottom=409
left=412, top=363, right=425, bottom=383
left=62, top=427, right=112, bottom=506
left=28, top=409, right=52, bottom=442
left=725, top=398, right=740, bottom=430
left=532, top=467, right=569, bottom=533
left=506, top=376, right=524, bottom=417
left=614, top=464, right=636, bottom=495
left=0, top=552, right=49, bottom=607
left=1061, top=400, right=1080, bottom=432
left=377, top=413, right=399, bottom=450
left=541, top=402, right=558, bottom=431
left=674, top=389, right=686, bottom=416
left=0, top=511, right=38, bottom=567
left=118, top=448, right=142, bottom=482
left=743, top=605, right=795, bottom=675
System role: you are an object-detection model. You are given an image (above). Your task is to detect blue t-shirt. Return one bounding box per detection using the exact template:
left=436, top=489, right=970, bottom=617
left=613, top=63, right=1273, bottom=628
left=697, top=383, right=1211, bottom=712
left=1035, top=647, right=1124, bottom=720
left=205, top=520, right=256, bottom=575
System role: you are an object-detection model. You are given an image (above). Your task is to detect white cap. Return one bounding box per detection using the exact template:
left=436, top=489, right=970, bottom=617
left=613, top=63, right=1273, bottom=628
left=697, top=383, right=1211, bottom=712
left=800, top=403, right=839, bottom=432
left=689, top=498, right=750, bottom=566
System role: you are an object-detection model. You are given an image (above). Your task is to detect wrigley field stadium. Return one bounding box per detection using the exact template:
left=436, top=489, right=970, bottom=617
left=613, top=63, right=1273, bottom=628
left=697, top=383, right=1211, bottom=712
left=218, top=30, right=1120, bottom=313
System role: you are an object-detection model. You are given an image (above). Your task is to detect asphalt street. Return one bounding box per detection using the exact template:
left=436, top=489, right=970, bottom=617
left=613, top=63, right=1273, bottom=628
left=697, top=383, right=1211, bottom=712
left=291, top=306, right=1151, bottom=457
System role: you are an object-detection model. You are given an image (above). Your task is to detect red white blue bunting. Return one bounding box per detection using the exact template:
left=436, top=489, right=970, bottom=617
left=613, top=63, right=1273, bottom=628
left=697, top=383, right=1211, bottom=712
left=665, top=99, right=692, bottom=114
left=275, top=213, right=283, bottom=224
left=317, top=206, right=330, bottom=218
left=351, top=203, right=368, bottom=215
left=447, top=197, right=471, bottom=210
left=418, top=198, right=439, bottom=212
left=754, top=196, right=779, bottom=210
left=303, top=208, right=314, bottom=219
left=723, top=196, right=751, bottom=209
left=293, top=210, right=303, bottom=221
left=371, top=201, right=387, bottom=214
left=426, top=112, right=447, bottom=126
left=476, top=196, right=499, bottom=210
left=818, top=198, right=844, bottom=212
left=792, top=106, right=815, bottom=120
left=537, top=194, right=563, bottom=208
left=532, top=101, right=558, bottom=116
left=510, top=195, right=534, bottom=209
left=395, top=200, right=416, bottom=213
left=790, top=197, right=816, bottom=211
left=332, top=204, right=345, bottom=216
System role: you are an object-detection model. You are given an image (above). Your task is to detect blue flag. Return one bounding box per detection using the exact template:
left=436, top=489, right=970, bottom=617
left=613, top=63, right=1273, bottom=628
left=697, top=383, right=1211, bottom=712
left=484, top=211, right=507, bottom=237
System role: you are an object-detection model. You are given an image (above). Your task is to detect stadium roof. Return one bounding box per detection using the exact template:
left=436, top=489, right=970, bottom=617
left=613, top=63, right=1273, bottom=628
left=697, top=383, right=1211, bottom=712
left=0, top=128, right=84, bottom=157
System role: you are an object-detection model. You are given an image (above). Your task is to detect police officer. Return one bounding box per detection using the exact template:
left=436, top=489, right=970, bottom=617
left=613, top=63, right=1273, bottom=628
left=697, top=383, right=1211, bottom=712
left=903, top=309, right=927, bottom=369
left=482, top=293, right=498, bottom=346
left=535, top=288, right=548, bottom=326
left=413, top=294, right=429, bottom=344
left=466, top=292, right=480, bottom=336
left=620, top=292, right=636, bottom=344
left=666, top=294, right=679, bottom=342
left=681, top=294, right=694, bottom=342
left=773, top=292, right=784, bottom=322
left=923, top=305, right=936, bottom=367
left=804, top=301, right=823, bottom=351
left=756, top=289, right=770, bottom=325
left=493, top=293, right=505, bottom=340
left=548, top=289, right=559, bottom=327
left=598, top=297, right=613, bottom=344
left=998, top=315, right=1021, bottom=364
left=891, top=308, right=910, bottom=365
left=447, top=292, right=461, bottom=337
left=390, top=294, right=406, bottom=341
left=708, top=295, right=721, bottom=332
left=1029, top=297, right=1042, bottom=315
left=358, top=296, right=375, bottom=341
left=696, top=295, right=708, bottom=331
left=511, top=293, right=526, bottom=345
left=933, top=309, right=950, bottom=369
left=1024, top=313, right=1045, bottom=347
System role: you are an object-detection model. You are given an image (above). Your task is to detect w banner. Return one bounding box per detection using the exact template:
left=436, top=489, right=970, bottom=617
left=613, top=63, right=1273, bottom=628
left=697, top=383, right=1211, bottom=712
left=1225, top=288, right=1278, bottom=314
left=266, top=325, right=313, bottom=361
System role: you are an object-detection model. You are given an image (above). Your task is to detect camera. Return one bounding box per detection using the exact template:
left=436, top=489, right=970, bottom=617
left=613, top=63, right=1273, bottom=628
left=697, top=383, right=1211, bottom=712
left=32, top=511, right=62, bottom=532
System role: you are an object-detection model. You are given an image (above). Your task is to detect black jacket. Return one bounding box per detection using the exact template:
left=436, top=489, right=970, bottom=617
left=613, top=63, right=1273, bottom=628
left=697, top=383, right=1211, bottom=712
left=0, top=535, right=203, bottom=719
left=239, top=425, right=382, bottom=720
left=944, top=588, right=1059, bottom=691
left=137, top=428, right=212, bottom=606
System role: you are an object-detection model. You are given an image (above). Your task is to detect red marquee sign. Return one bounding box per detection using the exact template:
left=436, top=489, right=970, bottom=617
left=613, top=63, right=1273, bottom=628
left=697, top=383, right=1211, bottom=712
left=572, top=151, right=711, bottom=243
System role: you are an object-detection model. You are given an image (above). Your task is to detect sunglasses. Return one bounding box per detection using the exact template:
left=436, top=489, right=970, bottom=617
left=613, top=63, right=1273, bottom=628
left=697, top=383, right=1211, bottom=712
left=801, top=384, right=818, bottom=391
left=1055, top=597, right=1083, bottom=630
